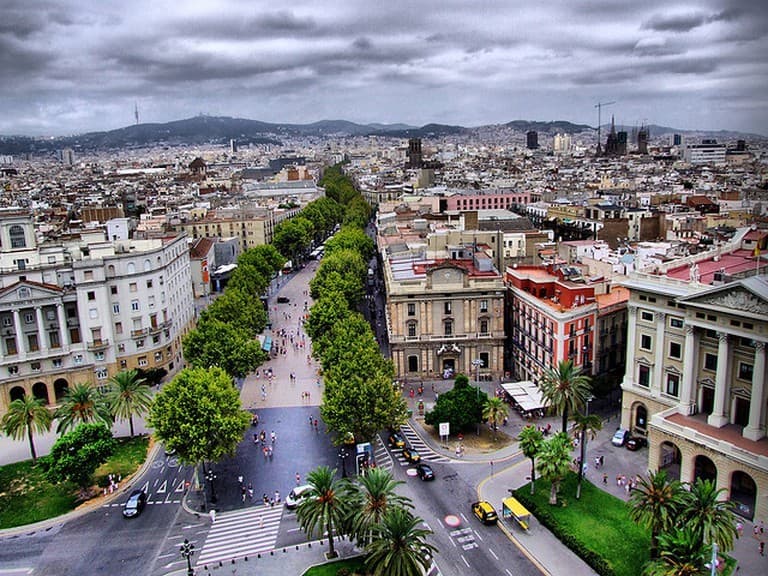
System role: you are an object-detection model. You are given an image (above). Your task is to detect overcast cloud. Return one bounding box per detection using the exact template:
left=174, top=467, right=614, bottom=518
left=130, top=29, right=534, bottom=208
left=1, top=0, right=766, bottom=136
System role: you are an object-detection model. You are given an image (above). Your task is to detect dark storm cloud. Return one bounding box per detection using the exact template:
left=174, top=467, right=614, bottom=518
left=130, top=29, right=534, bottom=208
left=0, top=36, right=52, bottom=77
left=172, top=10, right=319, bottom=39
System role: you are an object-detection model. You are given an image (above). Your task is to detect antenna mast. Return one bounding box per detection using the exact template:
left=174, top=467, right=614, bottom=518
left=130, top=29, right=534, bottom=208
left=134, top=102, right=139, bottom=125
left=594, top=100, right=616, bottom=156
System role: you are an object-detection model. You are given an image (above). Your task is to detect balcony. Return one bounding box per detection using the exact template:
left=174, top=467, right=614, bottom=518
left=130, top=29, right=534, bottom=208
left=87, top=339, right=110, bottom=351
left=131, top=328, right=149, bottom=339
left=149, top=324, right=163, bottom=335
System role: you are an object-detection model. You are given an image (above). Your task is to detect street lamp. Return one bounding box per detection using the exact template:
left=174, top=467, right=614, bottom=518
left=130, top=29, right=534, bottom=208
left=472, top=358, right=484, bottom=435
left=338, top=447, right=348, bottom=478
left=576, top=395, right=594, bottom=500
left=180, top=538, right=195, bottom=576
left=205, top=468, right=217, bottom=504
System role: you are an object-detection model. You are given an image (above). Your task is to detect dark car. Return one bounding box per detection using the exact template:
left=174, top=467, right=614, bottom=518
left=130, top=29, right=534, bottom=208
left=388, top=430, right=405, bottom=449
left=122, top=489, right=147, bottom=518
left=402, top=444, right=421, bottom=463
left=626, top=436, right=648, bottom=451
left=277, top=296, right=290, bottom=304
left=416, top=463, right=435, bottom=481
left=472, top=501, right=499, bottom=525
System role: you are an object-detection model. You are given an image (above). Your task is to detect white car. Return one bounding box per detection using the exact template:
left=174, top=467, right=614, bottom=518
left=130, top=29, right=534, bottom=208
left=611, top=428, right=629, bottom=447
left=285, top=485, right=315, bottom=509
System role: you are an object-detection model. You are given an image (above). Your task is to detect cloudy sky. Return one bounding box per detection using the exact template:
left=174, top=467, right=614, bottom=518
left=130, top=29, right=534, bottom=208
left=2, top=0, right=767, bottom=136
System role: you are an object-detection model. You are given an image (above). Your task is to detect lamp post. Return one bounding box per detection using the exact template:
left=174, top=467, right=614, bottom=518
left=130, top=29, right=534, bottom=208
left=576, top=395, right=594, bottom=500
left=205, top=468, right=217, bottom=504
left=338, top=447, right=348, bottom=478
left=472, top=358, right=484, bottom=435
left=180, top=538, right=195, bottom=576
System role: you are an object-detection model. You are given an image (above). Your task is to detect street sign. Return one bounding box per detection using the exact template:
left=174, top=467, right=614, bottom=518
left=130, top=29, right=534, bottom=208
left=439, top=422, right=450, bottom=436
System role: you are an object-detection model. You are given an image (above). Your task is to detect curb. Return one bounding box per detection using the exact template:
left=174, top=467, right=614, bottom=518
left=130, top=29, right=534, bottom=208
left=0, top=435, right=164, bottom=538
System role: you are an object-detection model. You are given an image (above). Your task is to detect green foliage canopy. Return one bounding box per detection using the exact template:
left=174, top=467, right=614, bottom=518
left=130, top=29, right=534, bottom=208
left=182, top=317, right=267, bottom=378
left=47, top=423, right=116, bottom=490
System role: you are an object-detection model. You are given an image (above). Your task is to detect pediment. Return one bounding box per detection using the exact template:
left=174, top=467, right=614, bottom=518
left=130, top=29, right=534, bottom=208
left=679, top=277, right=768, bottom=318
left=428, top=264, right=466, bottom=285
left=0, top=281, right=63, bottom=306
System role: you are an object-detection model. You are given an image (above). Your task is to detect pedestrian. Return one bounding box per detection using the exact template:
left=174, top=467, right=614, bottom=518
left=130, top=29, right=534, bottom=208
left=761, top=520, right=765, bottom=534
left=238, top=475, right=243, bottom=485
left=602, top=473, right=608, bottom=485
left=241, top=486, right=247, bottom=503
left=314, top=418, right=318, bottom=430
left=600, top=455, right=604, bottom=467
left=736, top=521, right=743, bottom=539
left=309, top=415, right=314, bottom=426
left=295, top=472, right=301, bottom=485
left=594, top=456, right=600, bottom=469
left=760, top=541, right=765, bottom=556
left=274, top=490, right=280, bottom=503
left=754, top=525, right=760, bottom=537
left=248, top=483, right=254, bottom=501
left=271, top=430, right=277, bottom=443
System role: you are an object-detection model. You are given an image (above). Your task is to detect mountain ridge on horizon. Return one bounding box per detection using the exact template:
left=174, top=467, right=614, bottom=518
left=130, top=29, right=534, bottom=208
left=0, top=115, right=763, bottom=155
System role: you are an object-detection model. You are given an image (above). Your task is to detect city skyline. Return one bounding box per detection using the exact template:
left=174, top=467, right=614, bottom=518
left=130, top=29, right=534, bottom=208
left=2, top=0, right=767, bottom=137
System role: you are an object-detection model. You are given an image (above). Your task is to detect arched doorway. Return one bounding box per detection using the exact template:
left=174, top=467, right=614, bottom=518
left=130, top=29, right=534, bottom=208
left=9, top=386, right=26, bottom=402
left=659, top=441, right=682, bottom=481
left=54, top=378, right=69, bottom=402
left=730, top=471, right=757, bottom=520
left=32, top=382, right=50, bottom=405
left=633, top=403, right=648, bottom=436
left=694, top=455, right=717, bottom=484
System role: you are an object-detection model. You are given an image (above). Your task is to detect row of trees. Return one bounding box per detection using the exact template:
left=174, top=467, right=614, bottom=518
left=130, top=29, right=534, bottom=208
left=296, top=465, right=435, bottom=576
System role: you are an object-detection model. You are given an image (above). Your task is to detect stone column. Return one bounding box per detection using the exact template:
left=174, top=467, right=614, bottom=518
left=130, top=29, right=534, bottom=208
left=708, top=332, right=731, bottom=428
left=12, top=309, right=25, bottom=357
left=652, top=312, right=666, bottom=393
left=56, top=304, right=68, bottom=350
left=622, top=306, right=637, bottom=387
left=743, top=341, right=766, bottom=441
left=679, top=325, right=698, bottom=415
left=35, top=307, right=45, bottom=352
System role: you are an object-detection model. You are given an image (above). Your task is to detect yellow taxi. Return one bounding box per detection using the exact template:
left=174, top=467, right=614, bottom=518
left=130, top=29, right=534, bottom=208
left=471, top=501, right=498, bottom=525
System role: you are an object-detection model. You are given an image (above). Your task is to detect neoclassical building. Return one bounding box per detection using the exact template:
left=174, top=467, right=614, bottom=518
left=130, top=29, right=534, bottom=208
left=0, top=212, right=195, bottom=416
left=620, top=242, right=767, bottom=520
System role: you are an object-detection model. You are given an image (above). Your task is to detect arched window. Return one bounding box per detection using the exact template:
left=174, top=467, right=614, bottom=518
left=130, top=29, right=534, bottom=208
left=9, top=225, right=26, bottom=249
left=9, top=386, right=26, bottom=402
left=144, top=259, right=151, bottom=271
left=127, top=262, right=136, bottom=274
left=32, top=382, right=50, bottom=404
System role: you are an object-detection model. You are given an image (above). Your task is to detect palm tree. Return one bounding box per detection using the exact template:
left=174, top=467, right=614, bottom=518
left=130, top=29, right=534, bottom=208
left=54, top=382, right=112, bottom=434
left=571, top=410, right=602, bottom=499
left=365, top=507, right=437, bottom=576
left=628, top=470, right=686, bottom=559
left=482, top=397, right=508, bottom=442
left=518, top=425, right=544, bottom=495
left=106, top=369, right=153, bottom=437
left=679, top=478, right=737, bottom=554
left=1, top=395, right=53, bottom=463
left=346, top=467, right=412, bottom=546
left=536, top=432, right=572, bottom=505
left=296, top=466, right=348, bottom=559
left=538, top=360, right=592, bottom=432
left=643, top=525, right=709, bottom=576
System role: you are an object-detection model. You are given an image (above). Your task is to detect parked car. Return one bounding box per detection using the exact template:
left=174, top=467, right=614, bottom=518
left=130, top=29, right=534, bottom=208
left=388, top=430, right=405, bottom=449
left=402, top=445, right=421, bottom=463
left=277, top=296, right=290, bottom=304
left=416, top=463, right=435, bottom=481
left=285, top=485, right=315, bottom=509
left=122, top=489, right=147, bottom=518
left=611, top=428, right=630, bottom=447
left=472, top=501, right=498, bottom=525
left=626, top=436, right=648, bottom=451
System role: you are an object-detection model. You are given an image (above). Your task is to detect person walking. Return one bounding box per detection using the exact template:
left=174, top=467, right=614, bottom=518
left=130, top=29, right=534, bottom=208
left=295, top=472, right=301, bottom=485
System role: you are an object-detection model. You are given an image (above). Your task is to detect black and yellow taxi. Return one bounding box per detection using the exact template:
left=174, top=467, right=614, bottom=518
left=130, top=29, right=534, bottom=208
left=471, top=501, right=498, bottom=525
left=402, top=444, right=421, bottom=463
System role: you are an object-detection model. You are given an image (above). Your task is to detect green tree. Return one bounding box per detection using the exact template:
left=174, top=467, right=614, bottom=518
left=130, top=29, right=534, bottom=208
left=105, top=369, right=153, bottom=438
left=571, top=410, right=602, bottom=499
left=1, top=395, right=53, bottom=463
left=679, top=478, right=737, bottom=554
left=365, top=507, right=437, bottom=576
left=182, top=317, right=266, bottom=378
left=424, top=377, right=486, bottom=433
left=320, top=165, right=358, bottom=205
left=304, top=290, right=351, bottom=352
left=54, top=382, right=112, bottom=434
left=296, top=466, right=348, bottom=559
left=324, top=226, right=375, bottom=263
left=482, top=397, right=508, bottom=442
left=536, top=432, right=573, bottom=505
left=643, top=525, right=709, bottom=576
left=273, top=217, right=313, bottom=264
left=309, top=249, right=367, bottom=307
left=628, top=470, right=686, bottom=559
left=203, top=287, right=267, bottom=337
left=47, top=423, right=116, bottom=494
left=346, top=468, right=412, bottom=546
left=538, top=360, right=593, bottom=432
left=148, top=367, right=250, bottom=466
left=518, top=425, right=544, bottom=495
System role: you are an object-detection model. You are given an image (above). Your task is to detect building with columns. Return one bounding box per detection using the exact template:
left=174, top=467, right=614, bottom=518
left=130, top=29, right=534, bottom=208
left=620, top=240, right=768, bottom=520
left=0, top=212, right=195, bottom=417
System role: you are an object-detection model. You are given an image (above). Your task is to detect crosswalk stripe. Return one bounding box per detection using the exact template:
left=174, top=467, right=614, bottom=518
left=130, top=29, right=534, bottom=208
left=399, top=424, right=452, bottom=463
left=195, top=504, right=284, bottom=565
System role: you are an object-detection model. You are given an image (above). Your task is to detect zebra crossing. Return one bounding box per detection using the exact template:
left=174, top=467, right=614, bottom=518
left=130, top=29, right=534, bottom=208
left=373, top=436, right=395, bottom=472
left=396, top=423, right=452, bottom=465
left=195, top=504, right=283, bottom=566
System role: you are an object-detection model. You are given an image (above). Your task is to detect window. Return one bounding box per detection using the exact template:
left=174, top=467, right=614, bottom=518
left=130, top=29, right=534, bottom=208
left=152, top=334, right=160, bottom=344
left=148, top=295, right=155, bottom=308
left=110, top=286, right=118, bottom=295
left=73, top=354, right=83, bottom=365
left=52, top=358, right=62, bottom=368
left=136, top=339, right=144, bottom=348
left=46, top=309, right=55, bottom=320
left=119, top=360, right=127, bottom=369
left=2, top=317, right=11, bottom=326
left=31, top=362, right=41, bottom=372
left=445, top=320, right=453, bottom=336
left=87, top=291, right=96, bottom=302
left=154, top=351, right=163, bottom=361
left=138, top=356, right=148, bottom=367
left=638, top=365, right=650, bottom=387
left=89, top=308, right=98, bottom=319
left=9, top=224, right=26, bottom=248
left=130, top=282, right=138, bottom=292
left=147, top=279, right=153, bottom=288
left=444, top=301, right=452, bottom=314
left=704, top=353, right=717, bottom=371
left=84, top=270, right=93, bottom=281
left=669, top=342, right=682, bottom=359
left=480, top=299, right=488, bottom=313
left=49, top=331, right=60, bottom=348
left=408, top=355, right=418, bottom=372
left=131, top=300, right=140, bottom=311
left=27, top=334, right=39, bottom=352
left=407, top=322, right=416, bottom=337
left=480, top=319, right=489, bottom=334
left=739, top=362, right=754, bottom=381
left=407, top=303, right=416, bottom=316
left=640, top=334, right=652, bottom=350
left=24, top=313, right=34, bottom=324
left=95, top=351, right=105, bottom=361
left=641, top=311, right=654, bottom=322
left=480, top=352, right=490, bottom=370
left=665, top=374, right=680, bottom=397
left=8, top=365, right=18, bottom=375
left=96, top=369, right=108, bottom=380
left=115, top=322, right=123, bottom=334
left=670, top=317, right=684, bottom=329
left=117, top=343, right=125, bottom=353
left=112, top=303, right=120, bottom=314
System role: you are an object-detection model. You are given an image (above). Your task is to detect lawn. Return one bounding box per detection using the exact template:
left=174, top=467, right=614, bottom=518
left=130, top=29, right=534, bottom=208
left=0, top=435, right=149, bottom=529
left=514, top=473, right=650, bottom=576
left=303, top=556, right=367, bottom=576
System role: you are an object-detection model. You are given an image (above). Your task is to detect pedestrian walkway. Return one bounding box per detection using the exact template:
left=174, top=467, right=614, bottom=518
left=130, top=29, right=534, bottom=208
left=195, top=504, right=283, bottom=567
left=398, top=423, right=451, bottom=464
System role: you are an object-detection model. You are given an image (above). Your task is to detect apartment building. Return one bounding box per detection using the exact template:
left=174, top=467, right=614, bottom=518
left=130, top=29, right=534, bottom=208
left=0, top=212, right=195, bottom=416
left=620, top=233, right=767, bottom=520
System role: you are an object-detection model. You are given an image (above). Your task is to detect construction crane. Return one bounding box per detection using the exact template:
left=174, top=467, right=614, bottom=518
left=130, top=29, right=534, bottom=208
left=594, top=101, right=616, bottom=155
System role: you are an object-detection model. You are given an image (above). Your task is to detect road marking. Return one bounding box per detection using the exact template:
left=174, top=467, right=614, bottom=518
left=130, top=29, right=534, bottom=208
left=175, top=479, right=186, bottom=493
left=462, top=542, right=478, bottom=550
left=506, top=569, right=513, bottom=576
left=157, top=480, right=167, bottom=494
left=489, top=548, right=498, bottom=560
left=461, top=555, right=470, bottom=567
